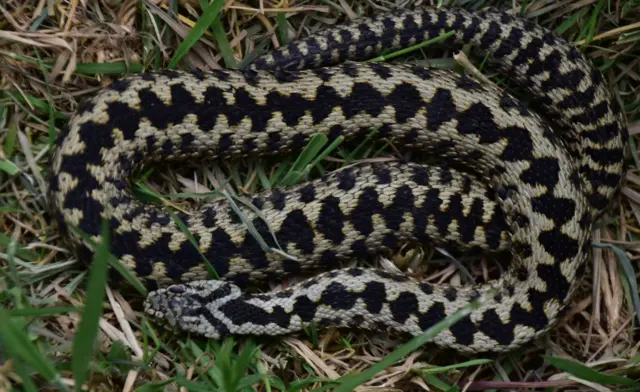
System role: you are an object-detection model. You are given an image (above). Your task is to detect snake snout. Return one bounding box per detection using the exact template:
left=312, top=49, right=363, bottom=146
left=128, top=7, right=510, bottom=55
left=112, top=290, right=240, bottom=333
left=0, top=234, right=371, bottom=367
left=144, top=285, right=204, bottom=326
left=145, top=280, right=243, bottom=337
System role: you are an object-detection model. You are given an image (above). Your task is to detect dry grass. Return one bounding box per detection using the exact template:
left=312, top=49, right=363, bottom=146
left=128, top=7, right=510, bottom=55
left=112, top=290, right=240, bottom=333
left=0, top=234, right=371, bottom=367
left=1, top=0, right=640, bottom=391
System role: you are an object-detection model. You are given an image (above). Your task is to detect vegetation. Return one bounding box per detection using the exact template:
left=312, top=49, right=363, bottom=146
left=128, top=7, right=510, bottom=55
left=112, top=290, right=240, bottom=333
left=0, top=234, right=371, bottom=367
left=1, top=0, right=639, bottom=390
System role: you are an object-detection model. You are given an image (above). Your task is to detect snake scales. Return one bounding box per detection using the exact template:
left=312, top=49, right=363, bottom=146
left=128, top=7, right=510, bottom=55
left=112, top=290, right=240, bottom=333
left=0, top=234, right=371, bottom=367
left=49, top=6, right=628, bottom=354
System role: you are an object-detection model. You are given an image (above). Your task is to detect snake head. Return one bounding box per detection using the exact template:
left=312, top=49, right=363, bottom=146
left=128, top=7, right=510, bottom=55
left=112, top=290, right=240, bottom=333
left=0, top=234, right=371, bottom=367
left=144, top=280, right=242, bottom=339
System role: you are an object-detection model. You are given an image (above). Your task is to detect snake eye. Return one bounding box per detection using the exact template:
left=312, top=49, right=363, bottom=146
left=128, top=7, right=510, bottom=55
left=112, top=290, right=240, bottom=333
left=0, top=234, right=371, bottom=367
left=169, top=297, right=183, bottom=312
left=168, top=285, right=186, bottom=294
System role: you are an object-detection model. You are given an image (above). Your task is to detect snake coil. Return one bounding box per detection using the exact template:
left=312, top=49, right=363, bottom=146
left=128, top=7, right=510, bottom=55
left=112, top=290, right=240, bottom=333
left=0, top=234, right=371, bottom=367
left=49, top=7, right=627, bottom=353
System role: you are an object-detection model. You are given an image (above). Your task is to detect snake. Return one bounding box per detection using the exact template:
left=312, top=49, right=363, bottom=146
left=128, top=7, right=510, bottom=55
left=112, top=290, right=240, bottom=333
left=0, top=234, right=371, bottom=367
left=48, top=6, right=628, bottom=354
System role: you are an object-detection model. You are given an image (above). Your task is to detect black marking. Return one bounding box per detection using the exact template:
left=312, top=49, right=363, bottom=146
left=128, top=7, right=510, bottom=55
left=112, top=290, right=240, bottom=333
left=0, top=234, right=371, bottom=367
left=320, top=250, right=337, bottom=266
left=480, top=21, right=502, bottom=49
left=200, top=308, right=231, bottom=337
left=373, top=166, right=391, bottom=184
left=140, top=72, right=156, bottom=81
left=449, top=315, right=477, bottom=346
left=351, top=187, right=384, bottom=236
left=385, top=185, right=413, bottom=231
left=513, top=242, right=533, bottom=258
left=532, top=194, right=576, bottom=225
left=293, top=296, right=319, bottom=322
left=501, top=126, right=534, bottom=161
left=362, top=281, right=386, bottom=314
left=270, top=190, right=286, bottom=211
left=478, top=309, right=514, bottom=345
left=327, top=124, right=344, bottom=142
left=290, top=133, right=308, bottom=151
left=439, top=169, right=453, bottom=185
left=161, top=139, right=173, bottom=155
left=298, top=184, right=316, bottom=203
left=180, top=133, right=195, bottom=152
left=273, top=69, right=300, bottom=83
left=417, top=302, right=446, bottom=331
left=196, top=284, right=234, bottom=304
left=212, top=69, right=230, bottom=81
left=220, top=298, right=290, bottom=328
left=513, top=213, right=530, bottom=228
left=462, top=176, right=472, bottom=194
left=244, top=137, right=257, bottom=152
left=342, top=62, right=359, bottom=78
left=389, top=82, right=423, bottom=123
left=350, top=239, right=368, bottom=255
left=516, top=267, right=528, bottom=281
left=520, top=158, right=560, bottom=188
left=168, top=285, right=185, bottom=294
left=499, top=93, right=530, bottom=116
left=337, top=169, right=356, bottom=190
left=301, top=280, right=316, bottom=289
left=241, top=69, right=261, bottom=85
left=585, top=146, right=625, bottom=166
left=389, top=292, right=418, bottom=323
left=108, top=78, right=131, bottom=92
left=369, top=62, right=392, bottom=79
left=444, top=287, right=457, bottom=302
left=426, top=88, right=456, bottom=131
left=382, top=233, right=400, bottom=249
left=411, top=66, right=432, bottom=80
left=419, top=283, right=433, bottom=295
left=312, top=68, right=333, bottom=82
left=266, top=132, right=282, bottom=151
left=316, top=196, right=345, bottom=244
left=456, top=77, right=482, bottom=91
left=190, top=67, right=205, bottom=80
left=347, top=268, right=363, bottom=276
left=321, top=282, right=357, bottom=310
left=456, top=102, right=500, bottom=143
left=494, top=27, right=522, bottom=58
left=278, top=209, right=315, bottom=255
left=159, top=69, right=180, bottom=79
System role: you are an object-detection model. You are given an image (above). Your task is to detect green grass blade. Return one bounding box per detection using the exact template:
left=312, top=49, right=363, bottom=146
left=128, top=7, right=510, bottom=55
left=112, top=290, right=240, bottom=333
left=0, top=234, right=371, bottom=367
left=584, top=0, right=607, bottom=45
left=71, top=220, right=112, bottom=392
left=277, top=13, right=289, bottom=45
left=0, top=308, right=66, bottom=389
left=10, top=306, right=81, bottom=317
left=231, top=341, right=258, bottom=386
left=199, top=0, right=236, bottom=68
left=0, top=232, right=40, bottom=261
left=0, top=158, right=19, bottom=175
left=366, top=30, right=456, bottom=63
left=74, top=62, right=143, bottom=74
left=68, top=224, right=147, bottom=295
left=3, top=91, right=68, bottom=120
left=169, top=0, right=226, bottom=68
left=3, top=117, right=17, bottom=157
left=279, top=134, right=329, bottom=186
left=167, top=209, right=219, bottom=279
left=420, top=359, right=493, bottom=374
left=12, top=360, right=41, bottom=392
left=544, top=356, right=640, bottom=387
left=421, top=373, right=457, bottom=391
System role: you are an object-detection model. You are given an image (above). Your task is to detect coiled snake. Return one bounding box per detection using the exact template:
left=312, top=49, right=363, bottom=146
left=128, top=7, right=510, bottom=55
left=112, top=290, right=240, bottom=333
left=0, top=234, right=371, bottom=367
left=49, top=6, right=628, bottom=354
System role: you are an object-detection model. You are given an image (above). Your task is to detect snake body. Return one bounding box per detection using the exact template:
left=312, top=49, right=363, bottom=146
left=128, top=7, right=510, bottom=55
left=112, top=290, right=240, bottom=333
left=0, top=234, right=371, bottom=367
left=49, top=7, right=627, bottom=353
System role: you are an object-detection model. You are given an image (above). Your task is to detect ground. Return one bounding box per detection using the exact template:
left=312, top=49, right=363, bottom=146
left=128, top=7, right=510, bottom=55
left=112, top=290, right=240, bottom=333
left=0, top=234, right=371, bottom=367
left=1, top=0, right=640, bottom=391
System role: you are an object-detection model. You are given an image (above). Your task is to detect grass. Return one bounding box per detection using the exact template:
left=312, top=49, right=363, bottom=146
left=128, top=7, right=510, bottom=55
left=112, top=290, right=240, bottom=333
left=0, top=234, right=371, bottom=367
left=1, top=0, right=640, bottom=391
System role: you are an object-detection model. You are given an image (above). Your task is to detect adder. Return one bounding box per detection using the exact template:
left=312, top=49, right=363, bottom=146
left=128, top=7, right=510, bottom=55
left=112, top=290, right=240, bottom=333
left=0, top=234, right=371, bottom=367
left=48, top=6, right=628, bottom=354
